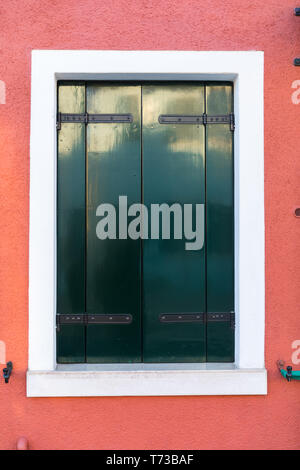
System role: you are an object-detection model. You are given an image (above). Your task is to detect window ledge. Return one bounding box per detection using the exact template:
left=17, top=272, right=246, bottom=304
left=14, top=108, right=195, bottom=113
left=27, top=366, right=267, bottom=397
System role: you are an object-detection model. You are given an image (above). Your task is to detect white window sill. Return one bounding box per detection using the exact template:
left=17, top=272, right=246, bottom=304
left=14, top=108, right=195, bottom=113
left=27, top=365, right=267, bottom=397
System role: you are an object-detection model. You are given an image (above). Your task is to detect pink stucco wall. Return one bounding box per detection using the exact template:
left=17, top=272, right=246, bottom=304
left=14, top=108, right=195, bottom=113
left=0, top=0, right=300, bottom=450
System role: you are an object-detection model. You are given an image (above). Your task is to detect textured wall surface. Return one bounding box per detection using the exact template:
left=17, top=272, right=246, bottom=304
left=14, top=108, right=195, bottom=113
left=0, top=0, right=300, bottom=450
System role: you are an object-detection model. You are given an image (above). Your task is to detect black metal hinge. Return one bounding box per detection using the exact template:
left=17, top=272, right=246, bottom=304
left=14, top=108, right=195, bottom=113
left=57, top=112, right=133, bottom=130
left=56, top=313, right=133, bottom=331
left=158, top=113, right=235, bottom=132
left=159, top=312, right=235, bottom=329
left=57, top=112, right=235, bottom=131
left=57, top=312, right=235, bottom=331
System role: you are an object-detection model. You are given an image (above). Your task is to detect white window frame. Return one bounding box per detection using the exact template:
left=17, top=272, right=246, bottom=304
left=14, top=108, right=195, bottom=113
left=27, top=50, right=266, bottom=397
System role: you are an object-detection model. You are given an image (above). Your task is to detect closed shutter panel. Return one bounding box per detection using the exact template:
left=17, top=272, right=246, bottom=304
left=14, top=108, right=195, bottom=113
left=86, top=85, right=142, bottom=363
left=206, top=84, right=234, bottom=362
left=57, top=83, right=86, bottom=363
left=142, top=85, right=206, bottom=362
left=56, top=82, right=234, bottom=364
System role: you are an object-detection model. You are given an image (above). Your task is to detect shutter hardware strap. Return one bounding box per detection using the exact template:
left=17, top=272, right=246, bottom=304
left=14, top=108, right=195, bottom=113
left=159, top=312, right=235, bottom=329
left=56, top=314, right=133, bottom=332
left=56, top=112, right=133, bottom=130
left=158, top=113, right=235, bottom=131
left=57, top=112, right=235, bottom=132
left=56, top=312, right=235, bottom=331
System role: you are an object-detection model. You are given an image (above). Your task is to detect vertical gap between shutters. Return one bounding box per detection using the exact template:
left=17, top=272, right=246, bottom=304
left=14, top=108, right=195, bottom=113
left=204, top=84, right=208, bottom=362
left=140, top=86, right=144, bottom=362
left=84, top=82, right=87, bottom=363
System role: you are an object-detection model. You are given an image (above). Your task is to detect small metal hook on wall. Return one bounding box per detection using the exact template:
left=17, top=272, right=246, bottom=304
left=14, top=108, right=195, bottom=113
left=294, top=208, right=300, bottom=217
left=277, top=360, right=300, bottom=382
left=3, top=362, right=13, bottom=383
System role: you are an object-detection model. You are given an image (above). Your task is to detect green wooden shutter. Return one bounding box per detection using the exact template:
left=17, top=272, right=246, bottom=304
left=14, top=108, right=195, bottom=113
left=86, top=85, right=142, bottom=363
left=56, top=82, right=234, bottom=364
left=57, top=83, right=86, bottom=363
left=206, top=84, right=234, bottom=362
left=142, top=85, right=206, bottom=362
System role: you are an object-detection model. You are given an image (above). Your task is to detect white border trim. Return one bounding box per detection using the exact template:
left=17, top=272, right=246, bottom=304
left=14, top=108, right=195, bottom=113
left=28, top=50, right=266, bottom=396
